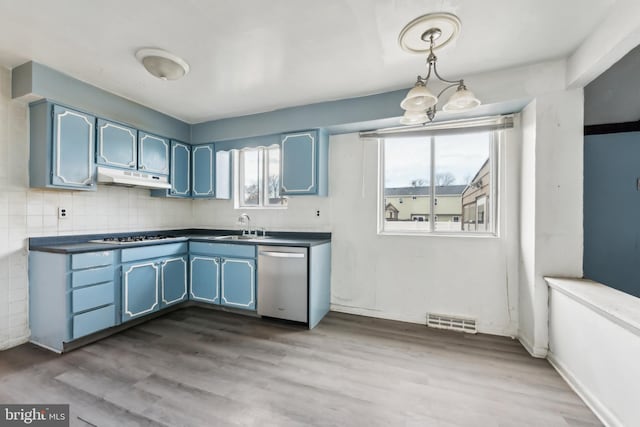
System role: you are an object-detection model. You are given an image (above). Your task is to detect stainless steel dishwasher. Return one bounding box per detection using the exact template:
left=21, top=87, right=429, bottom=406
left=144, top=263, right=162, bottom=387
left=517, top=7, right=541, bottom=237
left=257, top=246, right=308, bottom=323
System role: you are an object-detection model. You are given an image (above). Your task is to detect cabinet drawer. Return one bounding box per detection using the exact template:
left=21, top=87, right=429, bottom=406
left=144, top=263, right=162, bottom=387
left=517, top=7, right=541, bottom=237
left=72, top=281, right=115, bottom=313
left=72, top=304, right=115, bottom=339
left=121, top=242, right=188, bottom=262
left=71, top=265, right=114, bottom=288
left=189, top=242, right=255, bottom=258
left=71, top=251, right=114, bottom=269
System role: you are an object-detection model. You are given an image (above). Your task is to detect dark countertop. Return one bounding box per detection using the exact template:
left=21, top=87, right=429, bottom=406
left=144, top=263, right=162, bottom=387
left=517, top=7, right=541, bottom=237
left=29, top=229, right=331, bottom=254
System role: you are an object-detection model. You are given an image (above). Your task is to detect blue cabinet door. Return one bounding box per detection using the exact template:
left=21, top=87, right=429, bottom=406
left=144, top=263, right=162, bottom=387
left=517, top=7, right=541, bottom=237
left=221, top=258, right=256, bottom=310
left=189, top=255, right=220, bottom=304
left=281, top=131, right=318, bottom=195
left=96, top=119, right=137, bottom=169
left=170, top=141, right=191, bottom=197
left=51, top=105, right=96, bottom=189
left=192, top=144, right=215, bottom=198
left=160, top=255, right=188, bottom=308
left=122, top=260, right=160, bottom=321
left=138, top=131, right=169, bottom=175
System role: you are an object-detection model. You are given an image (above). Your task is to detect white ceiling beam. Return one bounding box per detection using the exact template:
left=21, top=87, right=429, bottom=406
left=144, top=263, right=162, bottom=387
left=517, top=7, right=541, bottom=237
left=567, top=0, right=640, bottom=89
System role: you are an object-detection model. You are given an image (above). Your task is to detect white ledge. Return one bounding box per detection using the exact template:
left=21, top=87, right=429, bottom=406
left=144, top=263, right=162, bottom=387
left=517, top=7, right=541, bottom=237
left=545, top=277, right=640, bottom=337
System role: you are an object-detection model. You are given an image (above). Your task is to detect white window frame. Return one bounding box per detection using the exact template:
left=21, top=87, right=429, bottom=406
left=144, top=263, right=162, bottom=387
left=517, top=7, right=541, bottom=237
left=234, top=145, right=287, bottom=209
left=377, top=126, right=501, bottom=237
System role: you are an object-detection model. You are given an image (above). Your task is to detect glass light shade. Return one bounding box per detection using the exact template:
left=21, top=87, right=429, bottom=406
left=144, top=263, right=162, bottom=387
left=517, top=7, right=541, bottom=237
left=399, top=110, right=428, bottom=125
left=442, top=86, right=481, bottom=112
left=400, top=83, right=438, bottom=111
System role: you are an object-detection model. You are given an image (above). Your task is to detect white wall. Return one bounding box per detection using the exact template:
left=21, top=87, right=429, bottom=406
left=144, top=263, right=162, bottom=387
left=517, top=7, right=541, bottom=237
left=0, top=67, right=193, bottom=350
left=518, top=89, right=584, bottom=357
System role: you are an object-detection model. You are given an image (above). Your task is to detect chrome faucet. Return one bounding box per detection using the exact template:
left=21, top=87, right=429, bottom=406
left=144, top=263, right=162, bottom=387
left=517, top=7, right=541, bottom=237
left=237, top=213, right=252, bottom=236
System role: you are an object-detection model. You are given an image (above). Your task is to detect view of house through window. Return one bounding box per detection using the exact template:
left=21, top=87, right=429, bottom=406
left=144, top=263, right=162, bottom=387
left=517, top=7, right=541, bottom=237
left=381, top=130, right=494, bottom=234
left=236, top=146, right=287, bottom=208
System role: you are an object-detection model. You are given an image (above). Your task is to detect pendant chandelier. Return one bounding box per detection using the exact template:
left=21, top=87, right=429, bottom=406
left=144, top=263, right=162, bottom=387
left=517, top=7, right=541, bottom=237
left=398, top=13, right=480, bottom=125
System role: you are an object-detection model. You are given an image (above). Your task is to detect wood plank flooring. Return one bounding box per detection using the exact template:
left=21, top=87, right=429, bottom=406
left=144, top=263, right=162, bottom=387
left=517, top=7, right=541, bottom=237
left=0, top=308, right=601, bottom=426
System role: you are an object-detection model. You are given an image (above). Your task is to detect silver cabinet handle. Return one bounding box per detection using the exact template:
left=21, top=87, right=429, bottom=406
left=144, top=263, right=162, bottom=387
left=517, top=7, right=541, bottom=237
left=259, top=251, right=305, bottom=258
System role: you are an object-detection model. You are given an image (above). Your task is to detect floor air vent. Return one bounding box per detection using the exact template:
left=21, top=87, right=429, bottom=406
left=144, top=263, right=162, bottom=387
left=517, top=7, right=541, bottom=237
left=426, top=313, right=477, bottom=334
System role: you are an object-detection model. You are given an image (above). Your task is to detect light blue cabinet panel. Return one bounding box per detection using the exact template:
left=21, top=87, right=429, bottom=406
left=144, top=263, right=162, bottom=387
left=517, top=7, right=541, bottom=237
left=189, top=255, right=220, bottom=304
left=161, top=256, right=188, bottom=307
left=189, top=242, right=255, bottom=259
left=71, top=250, right=114, bottom=269
left=121, top=242, right=188, bottom=263
left=280, top=129, right=328, bottom=196
left=138, top=131, right=169, bottom=175
left=51, top=104, right=96, bottom=189
left=72, top=304, right=116, bottom=339
left=96, top=119, right=137, bottom=169
left=72, top=281, right=115, bottom=313
left=51, top=104, right=96, bottom=188
left=221, top=258, right=256, bottom=310
left=192, top=144, right=215, bottom=198
left=215, top=150, right=231, bottom=199
left=71, top=265, right=114, bottom=288
left=122, top=260, right=160, bottom=321
left=170, top=141, right=191, bottom=197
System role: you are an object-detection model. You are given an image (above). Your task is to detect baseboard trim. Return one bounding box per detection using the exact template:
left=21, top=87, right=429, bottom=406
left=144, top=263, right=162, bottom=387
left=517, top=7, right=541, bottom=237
left=547, top=352, right=621, bottom=427
left=517, top=333, right=547, bottom=358
left=330, top=304, right=515, bottom=337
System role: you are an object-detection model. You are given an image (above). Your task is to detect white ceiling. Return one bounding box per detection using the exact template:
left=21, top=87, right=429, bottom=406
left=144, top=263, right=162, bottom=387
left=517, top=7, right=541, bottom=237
left=0, top=0, right=616, bottom=123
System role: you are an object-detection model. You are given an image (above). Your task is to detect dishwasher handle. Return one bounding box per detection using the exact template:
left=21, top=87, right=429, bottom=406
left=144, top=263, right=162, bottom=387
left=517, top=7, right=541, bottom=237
left=259, top=251, right=305, bottom=259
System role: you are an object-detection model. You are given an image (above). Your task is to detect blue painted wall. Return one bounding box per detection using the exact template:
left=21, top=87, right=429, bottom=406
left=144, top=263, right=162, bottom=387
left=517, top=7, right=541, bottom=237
left=13, top=62, right=191, bottom=142
left=584, top=132, right=640, bottom=298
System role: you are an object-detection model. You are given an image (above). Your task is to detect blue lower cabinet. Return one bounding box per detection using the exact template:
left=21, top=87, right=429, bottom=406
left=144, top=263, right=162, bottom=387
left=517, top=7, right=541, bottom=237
left=73, top=305, right=116, bottom=339
left=189, top=255, right=220, bottom=304
left=160, top=256, right=188, bottom=307
left=122, top=260, right=160, bottom=321
left=221, top=258, right=256, bottom=310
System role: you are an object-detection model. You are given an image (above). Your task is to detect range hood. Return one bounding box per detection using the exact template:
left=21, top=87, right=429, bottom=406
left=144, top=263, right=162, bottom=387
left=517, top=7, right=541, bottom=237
left=97, top=166, right=172, bottom=190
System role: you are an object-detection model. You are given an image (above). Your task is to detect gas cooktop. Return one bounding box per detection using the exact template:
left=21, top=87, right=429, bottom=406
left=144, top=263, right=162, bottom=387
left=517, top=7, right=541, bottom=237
left=88, top=235, right=183, bottom=245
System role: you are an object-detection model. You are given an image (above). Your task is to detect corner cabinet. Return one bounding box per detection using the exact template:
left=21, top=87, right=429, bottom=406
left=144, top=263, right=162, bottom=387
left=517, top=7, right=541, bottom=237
left=280, top=129, right=328, bottom=196
left=96, top=119, right=137, bottom=170
left=138, top=131, right=170, bottom=175
left=192, top=143, right=215, bottom=198
left=29, top=101, right=97, bottom=191
left=169, top=141, right=191, bottom=197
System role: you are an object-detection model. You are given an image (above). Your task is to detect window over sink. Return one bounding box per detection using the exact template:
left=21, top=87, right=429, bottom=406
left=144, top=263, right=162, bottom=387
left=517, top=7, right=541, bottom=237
left=234, top=145, right=288, bottom=209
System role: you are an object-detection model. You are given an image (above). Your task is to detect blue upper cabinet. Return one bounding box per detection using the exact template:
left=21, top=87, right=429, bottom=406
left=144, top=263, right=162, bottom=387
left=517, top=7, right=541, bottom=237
left=280, top=129, right=328, bottom=196
left=138, top=131, right=170, bottom=175
left=170, top=141, right=191, bottom=197
left=96, top=119, right=137, bottom=170
left=29, top=101, right=97, bottom=191
left=192, top=143, right=215, bottom=198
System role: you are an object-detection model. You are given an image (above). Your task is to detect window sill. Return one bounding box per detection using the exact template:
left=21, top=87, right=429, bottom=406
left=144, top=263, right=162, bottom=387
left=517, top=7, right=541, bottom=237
left=377, top=231, right=499, bottom=238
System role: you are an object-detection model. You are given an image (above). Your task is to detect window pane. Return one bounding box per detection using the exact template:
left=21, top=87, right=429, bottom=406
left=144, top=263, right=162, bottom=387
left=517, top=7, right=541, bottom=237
left=383, top=137, right=431, bottom=233
left=266, top=146, right=287, bottom=206
left=434, top=132, right=491, bottom=232
left=242, top=150, right=260, bottom=206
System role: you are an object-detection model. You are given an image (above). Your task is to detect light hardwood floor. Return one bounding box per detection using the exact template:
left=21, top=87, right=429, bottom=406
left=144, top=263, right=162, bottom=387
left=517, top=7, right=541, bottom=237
left=0, top=308, right=601, bottom=427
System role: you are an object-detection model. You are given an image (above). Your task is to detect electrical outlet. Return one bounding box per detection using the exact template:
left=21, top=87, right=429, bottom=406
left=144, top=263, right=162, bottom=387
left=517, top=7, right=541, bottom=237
left=58, top=207, right=68, bottom=219
left=316, top=210, right=320, bottom=217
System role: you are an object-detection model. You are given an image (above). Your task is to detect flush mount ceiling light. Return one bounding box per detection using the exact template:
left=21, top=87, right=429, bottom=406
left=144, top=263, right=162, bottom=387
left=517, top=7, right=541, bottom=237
left=135, top=48, right=190, bottom=81
left=398, top=13, right=480, bottom=125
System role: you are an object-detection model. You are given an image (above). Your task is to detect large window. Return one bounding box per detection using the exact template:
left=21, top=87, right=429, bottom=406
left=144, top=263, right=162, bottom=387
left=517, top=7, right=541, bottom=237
left=235, top=146, right=287, bottom=208
left=379, top=124, right=499, bottom=235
